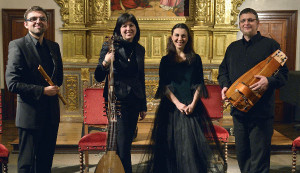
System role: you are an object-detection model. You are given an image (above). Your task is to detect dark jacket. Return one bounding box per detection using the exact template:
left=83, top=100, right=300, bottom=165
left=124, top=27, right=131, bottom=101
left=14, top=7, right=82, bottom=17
left=5, top=34, right=63, bottom=129
left=94, top=40, right=147, bottom=112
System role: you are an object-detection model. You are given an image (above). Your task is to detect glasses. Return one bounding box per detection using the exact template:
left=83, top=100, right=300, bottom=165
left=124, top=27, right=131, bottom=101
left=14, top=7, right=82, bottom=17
left=25, top=17, right=47, bottom=22
left=239, top=18, right=257, bottom=23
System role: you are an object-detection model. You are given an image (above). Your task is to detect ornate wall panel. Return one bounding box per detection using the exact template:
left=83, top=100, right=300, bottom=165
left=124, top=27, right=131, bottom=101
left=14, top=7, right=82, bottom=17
left=61, top=69, right=82, bottom=122
left=139, top=36, right=149, bottom=58
left=62, top=30, right=87, bottom=63
left=212, top=31, right=237, bottom=64
left=54, top=0, right=245, bottom=121
left=193, top=31, right=213, bottom=64
left=151, top=37, right=162, bottom=58
left=87, top=31, right=106, bottom=63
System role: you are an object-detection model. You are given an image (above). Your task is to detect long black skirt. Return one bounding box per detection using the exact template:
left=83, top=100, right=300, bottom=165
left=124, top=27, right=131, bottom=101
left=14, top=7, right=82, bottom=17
left=142, top=98, right=226, bottom=173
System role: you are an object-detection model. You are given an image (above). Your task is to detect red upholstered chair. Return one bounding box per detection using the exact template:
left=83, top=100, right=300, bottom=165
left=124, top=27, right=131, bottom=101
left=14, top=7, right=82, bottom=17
left=292, top=136, right=300, bottom=172
left=0, top=144, right=9, bottom=173
left=0, top=91, right=9, bottom=173
left=201, top=84, right=230, bottom=167
left=78, top=87, right=108, bottom=173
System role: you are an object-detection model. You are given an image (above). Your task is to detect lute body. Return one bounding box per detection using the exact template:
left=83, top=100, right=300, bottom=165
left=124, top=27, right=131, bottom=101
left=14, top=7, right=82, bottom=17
left=225, top=49, right=288, bottom=112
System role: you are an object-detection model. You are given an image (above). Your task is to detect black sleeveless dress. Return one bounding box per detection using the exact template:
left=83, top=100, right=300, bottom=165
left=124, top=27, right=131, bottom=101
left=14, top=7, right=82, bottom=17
left=144, top=54, right=226, bottom=173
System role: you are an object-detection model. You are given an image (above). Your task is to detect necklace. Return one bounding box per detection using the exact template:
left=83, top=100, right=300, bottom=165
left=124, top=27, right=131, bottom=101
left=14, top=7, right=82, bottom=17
left=127, top=49, right=133, bottom=62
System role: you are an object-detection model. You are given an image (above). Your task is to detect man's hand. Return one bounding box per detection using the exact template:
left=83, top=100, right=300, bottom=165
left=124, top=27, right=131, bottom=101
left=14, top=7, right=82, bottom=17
left=44, top=86, right=59, bottom=96
left=221, top=87, right=228, bottom=100
left=250, top=75, right=269, bottom=92
left=139, top=111, right=147, bottom=120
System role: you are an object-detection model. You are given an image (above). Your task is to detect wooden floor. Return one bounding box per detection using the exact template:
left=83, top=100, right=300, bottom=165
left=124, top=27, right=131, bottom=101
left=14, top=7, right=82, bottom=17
left=2, top=117, right=299, bottom=153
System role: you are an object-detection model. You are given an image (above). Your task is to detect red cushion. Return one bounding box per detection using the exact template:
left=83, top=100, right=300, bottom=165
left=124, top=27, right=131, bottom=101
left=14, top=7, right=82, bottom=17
left=201, top=85, right=223, bottom=119
left=78, top=132, right=107, bottom=152
left=206, top=125, right=229, bottom=143
left=0, top=144, right=9, bottom=163
left=293, top=136, right=300, bottom=149
left=83, top=88, right=108, bottom=125
left=213, top=125, right=229, bottom=142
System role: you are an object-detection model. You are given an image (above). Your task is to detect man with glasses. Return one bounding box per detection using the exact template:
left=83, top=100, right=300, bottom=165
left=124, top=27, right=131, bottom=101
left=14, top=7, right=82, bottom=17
left=218, top=8, right=288, bottom=173
left=5, top=6, right=63, bottom=173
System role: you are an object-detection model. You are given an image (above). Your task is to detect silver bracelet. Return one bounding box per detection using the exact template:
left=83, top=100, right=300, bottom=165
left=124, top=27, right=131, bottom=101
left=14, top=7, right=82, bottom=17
left=103, top=59, right=109, bottom=65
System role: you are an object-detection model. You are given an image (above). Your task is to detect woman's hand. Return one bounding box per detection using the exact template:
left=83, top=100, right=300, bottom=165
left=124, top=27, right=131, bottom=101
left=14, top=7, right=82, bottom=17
left=175, top=102, right=187, bottom=114
left=184, top=103, right=196, bottom=115
left=102, top=51, right=114, bottom=67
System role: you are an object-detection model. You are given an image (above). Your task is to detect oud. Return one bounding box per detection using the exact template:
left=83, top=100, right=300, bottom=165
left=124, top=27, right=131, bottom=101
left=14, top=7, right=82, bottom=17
left=94, top=37, right=125, bottom=173
left=225, top=49, right=288, bottom=112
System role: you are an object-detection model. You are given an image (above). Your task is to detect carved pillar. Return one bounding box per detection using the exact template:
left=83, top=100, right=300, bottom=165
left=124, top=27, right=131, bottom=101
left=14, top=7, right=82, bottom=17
left=194, top=0, right=214, bottom=26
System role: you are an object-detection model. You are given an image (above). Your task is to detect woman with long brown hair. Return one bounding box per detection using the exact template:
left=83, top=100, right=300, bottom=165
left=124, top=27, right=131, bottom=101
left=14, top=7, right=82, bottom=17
left=145, top=23, right=225, bottom=173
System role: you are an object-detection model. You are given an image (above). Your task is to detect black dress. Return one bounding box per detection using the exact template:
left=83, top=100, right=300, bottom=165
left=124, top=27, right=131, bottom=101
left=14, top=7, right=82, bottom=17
left=145, top=54, right=225, bottom=173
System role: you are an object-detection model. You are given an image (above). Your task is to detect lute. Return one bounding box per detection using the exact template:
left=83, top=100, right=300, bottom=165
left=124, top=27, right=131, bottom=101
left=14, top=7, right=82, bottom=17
left=94, top=37, right=125, bottom=173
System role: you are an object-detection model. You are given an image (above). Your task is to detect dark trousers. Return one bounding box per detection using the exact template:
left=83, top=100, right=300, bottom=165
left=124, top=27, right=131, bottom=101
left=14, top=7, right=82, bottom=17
left=233, top=115, right=273, bottom=173
left=18, top=123, right=59, bottom=173
left=116, top=95, right=140, bottom=173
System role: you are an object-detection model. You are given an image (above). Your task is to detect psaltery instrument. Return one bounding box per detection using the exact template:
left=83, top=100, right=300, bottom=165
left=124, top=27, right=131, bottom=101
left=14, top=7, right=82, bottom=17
left=224, top=49, right=287, bottom=112
left=95, top=36, right=125, bottom=173
left=38, top=65, right=67, bottom=105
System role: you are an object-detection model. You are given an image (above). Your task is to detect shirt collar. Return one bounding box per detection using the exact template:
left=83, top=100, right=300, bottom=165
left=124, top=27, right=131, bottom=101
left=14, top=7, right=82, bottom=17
left=242, top=31, right=262, bottom=46
left=28, top=33, right=45, bottom=47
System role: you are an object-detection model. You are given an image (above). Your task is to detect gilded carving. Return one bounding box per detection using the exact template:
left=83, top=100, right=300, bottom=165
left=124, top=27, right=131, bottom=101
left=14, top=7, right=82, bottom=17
left=70, top=0, right=85, bottom=23
left=152, top=37, right=162, bottom=57
left=231, top=0, right=245, bottom=25
left=54, top=0, right=70, bottom=25
left=139, top=37, right=148, bottom=58
left=215, top=0, right=226, bottom=24
left=65, top=74, right=80, bottom=112
left=81, top=68, right=90, bottom=81
left=89, top=0, right=108, bottom=23
left=211, top=69, right=219, bottom=83
left=194, top=0, right=213, bottom=25
left=145, top=75, right=159, bottom=112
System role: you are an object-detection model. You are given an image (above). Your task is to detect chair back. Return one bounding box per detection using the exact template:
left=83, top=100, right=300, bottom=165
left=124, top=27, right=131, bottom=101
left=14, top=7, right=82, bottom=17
left=0, top=90, right=2, bottom=134
left=201, top=85, right=223, bottom=119
left=83, top=88, right=108, bottom=125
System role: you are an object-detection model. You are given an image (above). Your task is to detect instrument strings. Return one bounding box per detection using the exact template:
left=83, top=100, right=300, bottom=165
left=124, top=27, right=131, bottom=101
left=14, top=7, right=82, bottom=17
left=107, top=36, right=118, bottom=151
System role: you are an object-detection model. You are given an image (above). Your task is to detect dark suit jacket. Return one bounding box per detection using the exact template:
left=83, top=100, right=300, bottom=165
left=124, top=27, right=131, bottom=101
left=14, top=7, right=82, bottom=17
left=5, top=34, right=63, bottom=129
left=94, top=41, right=147, bottom=112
